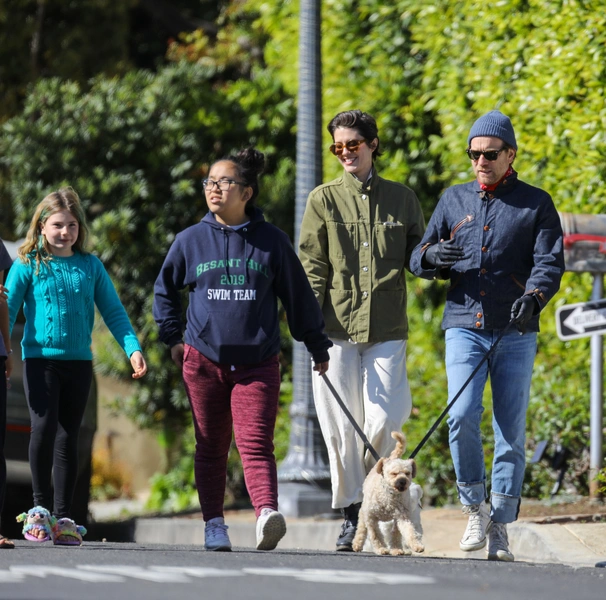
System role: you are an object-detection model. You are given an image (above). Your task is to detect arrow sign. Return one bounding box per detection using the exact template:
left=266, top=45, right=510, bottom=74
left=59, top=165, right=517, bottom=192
left=556, top=299, right=606, bottom=340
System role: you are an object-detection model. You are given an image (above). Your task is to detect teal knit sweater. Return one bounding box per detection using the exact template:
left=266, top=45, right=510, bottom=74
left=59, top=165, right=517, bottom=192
left=6, top=251, right=141, bottom=360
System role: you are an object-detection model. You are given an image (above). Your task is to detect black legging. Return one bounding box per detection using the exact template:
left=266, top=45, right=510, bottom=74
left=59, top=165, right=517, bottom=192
left=23, top=358, right=93, bottom=518
left=0, top=357, right=7, bottom=529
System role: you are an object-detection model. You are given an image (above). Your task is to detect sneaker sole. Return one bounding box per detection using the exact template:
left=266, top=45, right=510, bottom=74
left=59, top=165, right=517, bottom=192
left=256, top=513, right=286, bottom=551
left=336, top=544, right=354, bottom=552
left=204, top=545, right=232, bottom=552
left=459, top=537, right=488, bottom=552
left=487, top=551, right=514, bottom=562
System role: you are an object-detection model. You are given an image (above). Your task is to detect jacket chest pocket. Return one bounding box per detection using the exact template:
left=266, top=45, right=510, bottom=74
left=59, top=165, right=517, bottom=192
left=327, top=221, right=358, bottom=259
left=450, top=215, right=474, bottom=240
left=374, top=221, right=405, bottom=260
left=449, top=214, right=480, bottom=250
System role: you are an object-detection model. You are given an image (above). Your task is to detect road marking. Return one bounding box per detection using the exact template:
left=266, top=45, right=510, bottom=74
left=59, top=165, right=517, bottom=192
left=10, top=566, right=123, bottom=582
left=0, top=571, right=26, bottom=583
left=1, top=566, right=435, bottom=586
left=150, top=566, right=244, bottom=578
left=242, top=568, right=435, bottom=585
left=78, top=565, right=190, bottom=582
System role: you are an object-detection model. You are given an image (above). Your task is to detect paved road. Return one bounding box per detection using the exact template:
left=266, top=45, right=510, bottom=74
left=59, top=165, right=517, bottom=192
left=0, top=543, right=604, bottom=600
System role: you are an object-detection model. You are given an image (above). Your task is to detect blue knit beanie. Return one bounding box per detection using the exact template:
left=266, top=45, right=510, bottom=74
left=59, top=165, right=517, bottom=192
left=467, top=110, right=517, bottom=150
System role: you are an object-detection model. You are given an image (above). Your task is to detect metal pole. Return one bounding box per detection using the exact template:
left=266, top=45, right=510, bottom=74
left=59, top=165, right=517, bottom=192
left=277, top=0, right=332, bottom=517
left=589, top=274, right=604, bottom=500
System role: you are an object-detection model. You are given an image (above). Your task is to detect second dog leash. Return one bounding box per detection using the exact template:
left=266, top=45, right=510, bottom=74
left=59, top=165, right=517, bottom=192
left=321, top=373, right=381, bottom=462
left=408, top=319, right=516, bottom=460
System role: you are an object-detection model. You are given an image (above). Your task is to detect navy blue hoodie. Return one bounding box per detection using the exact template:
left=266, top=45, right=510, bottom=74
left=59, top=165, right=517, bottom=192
left=153, top=208, right=332, bottom=365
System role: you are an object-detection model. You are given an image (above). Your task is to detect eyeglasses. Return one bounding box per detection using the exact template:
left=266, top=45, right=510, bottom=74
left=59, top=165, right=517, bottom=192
left=203, top=178, right=247, bottom=191
left=466, top=147, right=507, bottom=161
left=329, top=139, right=367, bottom=156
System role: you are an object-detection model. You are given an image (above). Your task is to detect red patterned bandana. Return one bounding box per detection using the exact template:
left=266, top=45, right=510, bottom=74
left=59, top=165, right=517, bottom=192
left=479, top=166, right=514, bottom=192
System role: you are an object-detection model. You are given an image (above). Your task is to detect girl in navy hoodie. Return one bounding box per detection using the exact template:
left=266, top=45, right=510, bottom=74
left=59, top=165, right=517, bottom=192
left=153, top=148, right=331, bottom=552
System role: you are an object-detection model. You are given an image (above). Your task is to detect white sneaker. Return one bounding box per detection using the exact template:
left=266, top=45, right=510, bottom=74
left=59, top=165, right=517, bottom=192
left=256, top=508, right=286, bottom=551
left=487, top=522, right=514, bottom=562
left=459, top=500, right=492, bottom=551
left=204, top=517, right=232, bottom=551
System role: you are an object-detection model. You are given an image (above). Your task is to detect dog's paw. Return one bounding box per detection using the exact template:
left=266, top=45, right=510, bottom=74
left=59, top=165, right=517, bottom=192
left=389, top=548, right=405, bottom=556
left=376, top=546, right=390, bottom=555
left=352, top=542, right=363, bottom=552
left=411, top=543, right=425, bottom=553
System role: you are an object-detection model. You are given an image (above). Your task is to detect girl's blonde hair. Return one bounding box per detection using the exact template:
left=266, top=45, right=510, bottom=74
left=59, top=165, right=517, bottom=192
left=18, top=187, right=90, bottom=272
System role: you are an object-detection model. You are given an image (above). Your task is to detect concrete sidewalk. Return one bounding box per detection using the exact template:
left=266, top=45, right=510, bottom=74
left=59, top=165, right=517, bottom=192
left=127, top=505, right=606, bottom=568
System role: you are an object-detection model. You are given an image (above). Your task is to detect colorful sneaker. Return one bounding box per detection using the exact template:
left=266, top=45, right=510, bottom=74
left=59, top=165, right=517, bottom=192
left=16, top=506, right=55, bottom=542
left=204, top=517, right=232, bottom=552
left=52, top=517, right=87, bottom=546
left=487, top=522, right=514, bottom=562
left=256, top=508, right=286, bottom=551
left=459, top=500, right=492, bottom=551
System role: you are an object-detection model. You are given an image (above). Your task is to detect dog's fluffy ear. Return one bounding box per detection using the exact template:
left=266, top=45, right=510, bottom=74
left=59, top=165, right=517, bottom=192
left=375, top=457, right=385, bottom=474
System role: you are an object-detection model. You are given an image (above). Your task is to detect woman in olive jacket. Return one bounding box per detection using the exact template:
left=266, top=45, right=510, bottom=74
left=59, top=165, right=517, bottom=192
left=299, top=110, right=425, bottom=551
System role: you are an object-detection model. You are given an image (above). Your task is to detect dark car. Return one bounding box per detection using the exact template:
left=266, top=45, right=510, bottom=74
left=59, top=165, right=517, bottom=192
left=2, top=239, right=96, bottom=536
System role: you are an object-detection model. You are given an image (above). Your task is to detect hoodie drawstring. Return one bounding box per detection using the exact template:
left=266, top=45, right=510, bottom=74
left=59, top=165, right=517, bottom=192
left=222, top=229, right=230, bottom=277
left=243, top=237, right=249, bottom=283
left=222, top=226, right=251, bottom=282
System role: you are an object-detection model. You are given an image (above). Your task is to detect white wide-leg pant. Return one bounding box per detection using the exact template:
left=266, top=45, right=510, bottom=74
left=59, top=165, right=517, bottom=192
left=311, top=338, right=412, bottom=509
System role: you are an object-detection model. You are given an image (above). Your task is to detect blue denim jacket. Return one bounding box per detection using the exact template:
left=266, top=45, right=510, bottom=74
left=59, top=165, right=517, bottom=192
left=410, top=172, right=564, bottom=331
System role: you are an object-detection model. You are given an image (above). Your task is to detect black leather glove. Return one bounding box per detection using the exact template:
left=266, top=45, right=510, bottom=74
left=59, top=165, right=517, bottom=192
left=423, top=239, right=465, bottom=268
left=510, top=295, right=538, bottom=334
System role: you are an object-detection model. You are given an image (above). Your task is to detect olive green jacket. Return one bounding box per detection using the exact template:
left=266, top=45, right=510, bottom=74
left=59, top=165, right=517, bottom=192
left=299, top=169, right=425, bottom=343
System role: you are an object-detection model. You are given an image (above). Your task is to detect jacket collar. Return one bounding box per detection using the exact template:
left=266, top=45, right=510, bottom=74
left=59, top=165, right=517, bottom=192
left=342, top=168, right=377, bottom=193
left=472, top=169, right=519, bottom=197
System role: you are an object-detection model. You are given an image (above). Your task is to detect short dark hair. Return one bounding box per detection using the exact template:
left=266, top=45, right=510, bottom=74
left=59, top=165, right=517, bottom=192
left=327, top=110, right=382, bottom=158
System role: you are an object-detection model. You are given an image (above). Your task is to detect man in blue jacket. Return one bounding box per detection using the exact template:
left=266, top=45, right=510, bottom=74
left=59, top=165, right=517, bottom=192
left=411, top=110, right=565, bottom=562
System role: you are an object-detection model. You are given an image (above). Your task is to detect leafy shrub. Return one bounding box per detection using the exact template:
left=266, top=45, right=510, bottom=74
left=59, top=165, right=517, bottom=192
left=1, top=59, right=297, bottom=474
left=90, top=448, right=133, bottom=502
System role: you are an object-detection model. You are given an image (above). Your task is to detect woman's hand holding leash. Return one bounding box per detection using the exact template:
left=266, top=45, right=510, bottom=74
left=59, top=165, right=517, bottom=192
left=313, top=361, right=329, bottom=376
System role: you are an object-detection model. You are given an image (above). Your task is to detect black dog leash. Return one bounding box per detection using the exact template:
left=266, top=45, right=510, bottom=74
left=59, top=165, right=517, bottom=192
left=408, top=319, right=516, bottom=460
left=322, top=319, right=516, bottom=463
left=321, top=373, right=381, bottom=462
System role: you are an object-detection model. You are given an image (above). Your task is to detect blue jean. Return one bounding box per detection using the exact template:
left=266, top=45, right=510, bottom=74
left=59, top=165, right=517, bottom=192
left=445, top=327, right=537, bottom=523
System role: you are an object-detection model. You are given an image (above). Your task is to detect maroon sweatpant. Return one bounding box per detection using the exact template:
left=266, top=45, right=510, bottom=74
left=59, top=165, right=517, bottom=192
left=182, top=344, right=281, bottom=521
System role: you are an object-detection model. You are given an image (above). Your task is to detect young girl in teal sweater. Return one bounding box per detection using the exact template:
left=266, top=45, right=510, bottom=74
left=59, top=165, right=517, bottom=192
left=6, top=187, right=147, bottom=545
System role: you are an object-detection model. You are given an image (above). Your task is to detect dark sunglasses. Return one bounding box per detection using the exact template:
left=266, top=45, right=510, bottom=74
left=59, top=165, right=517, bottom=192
left=330, top=139, right=367, bottom=156
left=466, top=147, right=507, bottom=161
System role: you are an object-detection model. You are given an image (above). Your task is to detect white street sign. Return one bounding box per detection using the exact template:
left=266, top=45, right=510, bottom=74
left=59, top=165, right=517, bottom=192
left=556, top=299, right=606, bottom=340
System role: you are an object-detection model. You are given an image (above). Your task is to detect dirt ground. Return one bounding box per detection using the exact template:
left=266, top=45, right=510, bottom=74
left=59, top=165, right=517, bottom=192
left=519, top=496, right=606, bottom=522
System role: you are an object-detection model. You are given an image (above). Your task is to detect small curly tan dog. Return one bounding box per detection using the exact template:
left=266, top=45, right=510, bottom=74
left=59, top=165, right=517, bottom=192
left=352, top=431, right=424, bottom=556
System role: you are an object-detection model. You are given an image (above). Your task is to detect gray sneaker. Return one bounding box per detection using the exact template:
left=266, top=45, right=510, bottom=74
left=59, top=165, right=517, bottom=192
left=256, top=508, right=286, bottom=551
left=487, top=522, right=514, bottom=562
left=204, top=517, right=232, bottom=552
left=459, top=501, right=492, bottom=551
